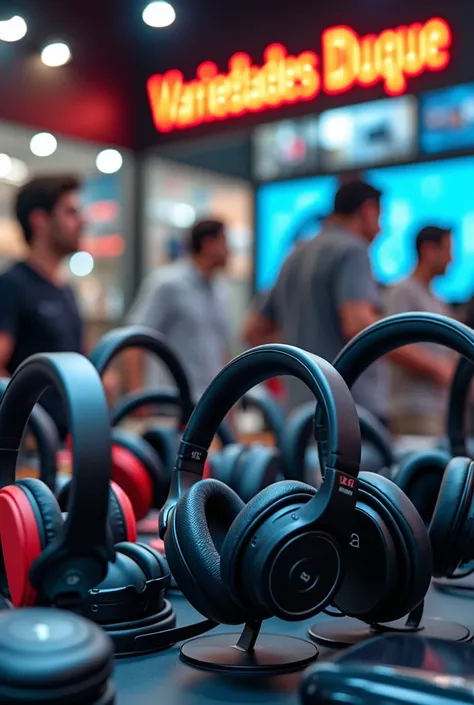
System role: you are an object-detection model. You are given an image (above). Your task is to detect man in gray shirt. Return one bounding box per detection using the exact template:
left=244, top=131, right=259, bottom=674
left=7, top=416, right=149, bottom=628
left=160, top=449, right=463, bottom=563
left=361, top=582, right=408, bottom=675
left=125, top=219, right=230, bottom=401
left=244, top=181, right=450, bottom=424
left=386, top=226, right=456, bottom=436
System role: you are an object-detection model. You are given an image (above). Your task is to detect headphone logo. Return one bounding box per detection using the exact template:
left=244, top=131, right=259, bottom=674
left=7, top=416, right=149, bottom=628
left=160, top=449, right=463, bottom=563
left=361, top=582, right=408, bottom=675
left=191, top=450, right=203, bottom=461
left=338, top=474, right=355, bottom=496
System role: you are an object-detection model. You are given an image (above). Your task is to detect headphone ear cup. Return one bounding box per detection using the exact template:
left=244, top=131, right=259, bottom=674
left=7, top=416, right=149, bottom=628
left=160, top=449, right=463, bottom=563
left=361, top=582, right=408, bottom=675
left=395, top=449, right=451, bottom=524
left=281, top=403, right=313, bottom=482
left=341, top=472, right=432, bottom=623
left=112, top=429, right=168, bottom=516
left=206, top=444, right=246, bottom=488
left=108, top=482, right=137, bottom=544
left=142, top=426, right=178, bottom=479
left=429, top=457, right=474, bottom=577
left=164, top=479, right=248, bottom=624
left=0, top=478, right=63, bottom=606
left=220, top=480, right=317, bottom=618
left=234, top=445, right=282, bottom=502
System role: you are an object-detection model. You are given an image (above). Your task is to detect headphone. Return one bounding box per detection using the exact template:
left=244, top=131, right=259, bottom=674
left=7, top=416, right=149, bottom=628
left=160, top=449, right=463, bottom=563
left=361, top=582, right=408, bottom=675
left=205, top=387, right=285, bottom=503
left=159, top=342, right=429, bottom=628
left=110, top=387, right=235, bottom=519
left=0, top=608, right=115, bottom=704
left=0, top=352, right=114, bottom=609
left=88, top=326, right=194, bottom=522
left=282, top=402, right=394, bottom=485
left=323, top=311, right=474, bottom=581
left=0, top=377, right=60, bottom=493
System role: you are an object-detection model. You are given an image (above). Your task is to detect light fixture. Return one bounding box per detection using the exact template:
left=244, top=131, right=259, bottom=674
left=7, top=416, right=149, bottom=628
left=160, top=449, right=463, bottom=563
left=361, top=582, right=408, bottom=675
left=96, top=149, right=123, bottom=174
left=69, top=252, right=94, bottom=277
left=0, top=154, right=12, bottom=179
left=0, top=15, right=27, bottom=42
left=40, top=42, right=71, bottom=68
left=30, top=132, right=57, bottom=157
left=143, top=2, right=176, bottom=28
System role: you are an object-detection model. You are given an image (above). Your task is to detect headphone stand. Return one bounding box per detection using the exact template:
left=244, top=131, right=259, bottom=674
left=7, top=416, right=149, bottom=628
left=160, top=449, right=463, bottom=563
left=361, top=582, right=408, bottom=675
left=433, top=574, right=474, bottom=597
left=180, top=619, right=319, bottom=675
left=307, top=600, right=472, bottom=648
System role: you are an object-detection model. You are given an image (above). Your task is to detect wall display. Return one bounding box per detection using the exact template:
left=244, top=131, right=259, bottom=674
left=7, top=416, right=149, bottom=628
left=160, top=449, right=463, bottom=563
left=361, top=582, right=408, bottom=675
left=256, top=156, right=474, bottom=303
left=252, top=116, right=318, bottom=181
left=318, top=96, right=418, bottom=171
left=368, top=155, right=474, bottom=303
left=420, top=83, right=474, bottom=154
left=147, top=17, right=451, bottom=134
left=255, top=175, right=337, bottom=292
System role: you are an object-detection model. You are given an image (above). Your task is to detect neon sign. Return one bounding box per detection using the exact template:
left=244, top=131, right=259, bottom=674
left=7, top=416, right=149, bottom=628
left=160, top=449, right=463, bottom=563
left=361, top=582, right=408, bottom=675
left=147, top=17, right=451, bottom=133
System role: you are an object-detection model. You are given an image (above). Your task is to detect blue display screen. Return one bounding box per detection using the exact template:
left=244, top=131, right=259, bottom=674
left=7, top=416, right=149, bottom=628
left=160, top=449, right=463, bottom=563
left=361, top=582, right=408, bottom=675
left=256, top=156, right=474, bottom=302
left=420, top=83, right=474, bottom=154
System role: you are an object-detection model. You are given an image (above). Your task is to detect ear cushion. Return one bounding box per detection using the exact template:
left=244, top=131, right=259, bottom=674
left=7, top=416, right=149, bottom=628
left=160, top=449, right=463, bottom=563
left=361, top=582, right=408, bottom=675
left=117, top=542, right=169, bottom=580
left=208, top=444, right=246, bottom=488
left=220, top=480, right=316, bottom=614
left=142, top=426, right=178, bottom=479
left=16, top=479, right=63, bottom=548
left=357, top=472, right=432, bottom=618
left=233, top=446, right=282, bottom=503
left=395, top=450, right=451, bottom=524
left=165, top=479, right=248, bottom=624
left=112, top=429, right=167, bottom=513
left=107, top=483, right=137, bottom=544
left=429, top=457, right=474, bottom=577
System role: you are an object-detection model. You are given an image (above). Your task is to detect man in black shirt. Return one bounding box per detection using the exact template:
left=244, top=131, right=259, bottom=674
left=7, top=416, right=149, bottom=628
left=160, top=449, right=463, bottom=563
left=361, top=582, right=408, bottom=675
left=0, top=175, right=84, bottom=438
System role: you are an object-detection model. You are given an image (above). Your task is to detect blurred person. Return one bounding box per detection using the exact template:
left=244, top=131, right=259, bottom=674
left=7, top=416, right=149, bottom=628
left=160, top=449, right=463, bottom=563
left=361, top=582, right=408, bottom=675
left=0, top=176, right=84, bottom=439
left=125, top=219, right=230, bottom=401
left=386, top=225, right=456, bottom=436
left=244, top=180, right=452, bottom=424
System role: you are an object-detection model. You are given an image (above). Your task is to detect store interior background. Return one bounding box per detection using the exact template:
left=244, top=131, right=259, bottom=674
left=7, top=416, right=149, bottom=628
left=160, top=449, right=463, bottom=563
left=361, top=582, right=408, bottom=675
left=1, top=0, right=474, bottom=364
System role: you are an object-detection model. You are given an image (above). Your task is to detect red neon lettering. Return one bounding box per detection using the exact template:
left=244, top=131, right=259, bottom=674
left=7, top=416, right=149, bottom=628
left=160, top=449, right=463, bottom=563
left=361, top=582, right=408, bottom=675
left=146, top=17, right=452, bottom=133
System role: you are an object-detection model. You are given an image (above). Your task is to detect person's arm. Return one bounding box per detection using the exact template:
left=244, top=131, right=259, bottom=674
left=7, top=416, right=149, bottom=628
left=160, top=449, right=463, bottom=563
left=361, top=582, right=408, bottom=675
left=0, top=278, right=19, bottom=377
left=123, top=274, right=174, bottom=393
left=243, top=290, right=281, bottom=347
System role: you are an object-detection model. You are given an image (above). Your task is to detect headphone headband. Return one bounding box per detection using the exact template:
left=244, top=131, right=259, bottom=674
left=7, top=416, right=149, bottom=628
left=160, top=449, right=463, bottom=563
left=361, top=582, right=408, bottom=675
left=448, top=357, right=473, bottom=456
left=110, top=389, right=236, bottom=446
left=0, top=353, right=114, bottom=597
left=89, top=327, right=194, bottom=427
left=159, top=344, right=361, bottom=536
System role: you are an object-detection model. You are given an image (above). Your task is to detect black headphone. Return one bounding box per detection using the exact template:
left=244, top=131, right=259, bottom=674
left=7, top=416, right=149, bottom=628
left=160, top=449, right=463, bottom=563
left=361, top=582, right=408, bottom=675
left=206, top=386, right=285, bottom=503
left=323, top=311, right=474, bottom=581
left=0, top=608, right=115, bottom=705
left=0, top=377, right=60, bottom=492
left=282, top=402, right=394, bottom=484
left=158, top=343, right=366, bottom=626
left=0, top=352, right=114, bottom=608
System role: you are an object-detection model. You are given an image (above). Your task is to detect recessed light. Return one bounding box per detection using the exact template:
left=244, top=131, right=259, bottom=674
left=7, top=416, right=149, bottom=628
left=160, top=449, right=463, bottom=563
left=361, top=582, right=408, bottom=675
left=41, top=42, right=71, bottom=67
left=96, top=149, right=123, bottom=174
left=143, top=2, right=176, bottom=28
left=0, top=16, right=27, bottom=42
left=30, top=133, right=57, bottom=157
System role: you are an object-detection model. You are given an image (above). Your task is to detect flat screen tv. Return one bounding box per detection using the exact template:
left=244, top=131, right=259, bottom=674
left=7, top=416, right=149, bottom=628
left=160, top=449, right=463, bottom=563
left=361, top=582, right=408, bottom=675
left=420, top=83, right=474, bottom=155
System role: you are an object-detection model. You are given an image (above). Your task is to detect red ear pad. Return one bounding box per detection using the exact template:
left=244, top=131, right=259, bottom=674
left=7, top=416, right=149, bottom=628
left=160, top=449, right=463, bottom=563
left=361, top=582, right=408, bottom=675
left=111, top=444, right=154, bottom=520
left=109, top=481, right=137, bottom=543
left=0, top=486, right=42, bottom=607
left=203, top=460, right=212, bottom=479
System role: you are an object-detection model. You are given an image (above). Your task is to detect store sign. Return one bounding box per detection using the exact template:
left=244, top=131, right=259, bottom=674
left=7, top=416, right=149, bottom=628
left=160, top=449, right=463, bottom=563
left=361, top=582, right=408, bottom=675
left=147, top=17, right=451, bottom=133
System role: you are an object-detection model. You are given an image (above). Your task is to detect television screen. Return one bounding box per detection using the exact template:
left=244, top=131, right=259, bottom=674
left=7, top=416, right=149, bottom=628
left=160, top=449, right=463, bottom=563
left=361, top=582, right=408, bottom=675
left=368, top=156, right=474, bottom=302
left=255, top=175, right=338, bottom=292
left=252, top=116, right=319, bottom=181
left=420, top=83, right=474, bottom=154
left=318, top=96, right=418, bottom=171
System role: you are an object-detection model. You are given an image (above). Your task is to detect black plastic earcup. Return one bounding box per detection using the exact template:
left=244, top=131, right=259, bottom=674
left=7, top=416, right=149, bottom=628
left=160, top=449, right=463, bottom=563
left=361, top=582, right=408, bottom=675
left=333, top=472, right=432, bottom=624
left=164, top=479, right=248, bottom=625
left=233, top=445, right=282, bottom=502
left=207, top=444, right=246, bottom=488
left=141, top=425, right=178, bottom=480
left=0, top=608, right=114, bottom=704
left=111, top=429, right=168, bottom=509
left=395, top=449, right=451, bottom=524
left=220, top=480, right=317, bottom=619
left=429, top=457, right=474, bottom=577
left=17, top=478, right=63, bottom=549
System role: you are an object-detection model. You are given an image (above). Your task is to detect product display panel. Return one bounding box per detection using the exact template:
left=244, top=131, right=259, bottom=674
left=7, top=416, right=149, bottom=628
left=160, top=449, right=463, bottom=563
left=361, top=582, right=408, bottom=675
left=420, top=83, right=474, bottom=155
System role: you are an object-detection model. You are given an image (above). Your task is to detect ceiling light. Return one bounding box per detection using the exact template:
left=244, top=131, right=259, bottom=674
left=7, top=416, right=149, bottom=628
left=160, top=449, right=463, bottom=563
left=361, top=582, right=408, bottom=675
left=0, top=15, right=27, bottom=42
left=8, top=158, right=28, bottom=184
left=30, top=132, right=57, bottom=157
left=96, top=149, right=123, bottom=174
left=41, top=42, right=71, bottom=67
left=0, top=154, right=12, bottom=179
left=143, top=2, right=176, bottom=28
left=69, top=252, right=94, bottom=277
